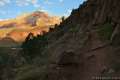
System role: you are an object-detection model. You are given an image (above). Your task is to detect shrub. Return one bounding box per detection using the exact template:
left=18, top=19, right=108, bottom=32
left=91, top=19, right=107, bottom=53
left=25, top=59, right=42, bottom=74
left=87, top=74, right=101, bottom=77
left=21, top=33, right=48, bottom=61
left=69, top=24, right=80, bottom=33
left=97, top=23, right=113, bottom=41
left=61, top=16, right=65, bottom=22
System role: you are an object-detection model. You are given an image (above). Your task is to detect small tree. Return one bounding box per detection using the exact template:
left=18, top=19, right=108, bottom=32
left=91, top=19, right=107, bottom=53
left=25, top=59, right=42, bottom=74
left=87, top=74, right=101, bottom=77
left=25, top=33, right=34, bottom=42
left=21, top=32, right=48, bottom=61
left=61, top=16, right=65, bottom=22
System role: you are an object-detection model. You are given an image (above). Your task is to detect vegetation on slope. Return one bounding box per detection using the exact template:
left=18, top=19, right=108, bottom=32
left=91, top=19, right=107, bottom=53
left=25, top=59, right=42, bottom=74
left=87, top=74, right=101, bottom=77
left=97, top=22, right=113, bottom=41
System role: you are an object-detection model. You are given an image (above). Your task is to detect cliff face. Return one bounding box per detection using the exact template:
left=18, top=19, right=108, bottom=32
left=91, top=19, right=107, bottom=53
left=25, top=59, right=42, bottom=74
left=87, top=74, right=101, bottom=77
left=45, top=0, right=120, bottom=80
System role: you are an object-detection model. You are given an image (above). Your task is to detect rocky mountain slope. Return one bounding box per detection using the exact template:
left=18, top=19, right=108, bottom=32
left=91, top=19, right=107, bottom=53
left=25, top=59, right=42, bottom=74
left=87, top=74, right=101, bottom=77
left=43, top=0, right=120, bottom=80
left=0, top=11, right=61, bottom=42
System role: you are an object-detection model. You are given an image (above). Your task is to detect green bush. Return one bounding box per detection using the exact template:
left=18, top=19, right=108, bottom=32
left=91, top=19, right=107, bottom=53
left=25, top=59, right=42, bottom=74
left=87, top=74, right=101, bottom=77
left=97, top=23, right=113, bottom=41
left=69, top=27, right=79, bottom=33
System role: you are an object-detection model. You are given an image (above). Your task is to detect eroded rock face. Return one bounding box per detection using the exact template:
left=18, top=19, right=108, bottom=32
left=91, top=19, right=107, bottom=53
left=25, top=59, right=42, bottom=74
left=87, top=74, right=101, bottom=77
left=46, top=0, right=120, bottom=80
left=57, top=51, right=79, bottom=66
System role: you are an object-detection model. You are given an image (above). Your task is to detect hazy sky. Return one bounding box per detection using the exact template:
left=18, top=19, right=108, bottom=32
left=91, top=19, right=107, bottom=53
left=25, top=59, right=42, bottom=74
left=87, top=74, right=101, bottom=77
left=0, top=0, right=85, bottom=20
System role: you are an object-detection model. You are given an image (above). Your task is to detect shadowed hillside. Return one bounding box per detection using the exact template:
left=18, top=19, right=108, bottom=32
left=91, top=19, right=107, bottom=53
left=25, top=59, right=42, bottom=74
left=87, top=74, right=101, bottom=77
left=1, top=0, right=120, bottom=80
left=0, top=37, right=20, bottom=47
left=45, top=0, right=120, bottom=80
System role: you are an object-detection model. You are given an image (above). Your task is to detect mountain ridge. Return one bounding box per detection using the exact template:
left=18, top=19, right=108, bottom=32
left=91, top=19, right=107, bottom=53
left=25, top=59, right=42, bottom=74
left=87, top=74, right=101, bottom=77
left=0, top=11, right=61, bottom=42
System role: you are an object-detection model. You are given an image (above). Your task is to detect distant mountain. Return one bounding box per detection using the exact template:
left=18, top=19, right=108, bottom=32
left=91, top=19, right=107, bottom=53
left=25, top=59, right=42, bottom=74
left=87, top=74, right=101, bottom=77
left=0, top=11, right=61, bottom=42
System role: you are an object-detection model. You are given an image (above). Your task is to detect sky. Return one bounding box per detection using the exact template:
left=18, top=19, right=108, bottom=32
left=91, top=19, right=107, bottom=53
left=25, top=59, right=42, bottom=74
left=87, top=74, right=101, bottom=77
left=0, top=0, right=86, bottom=20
